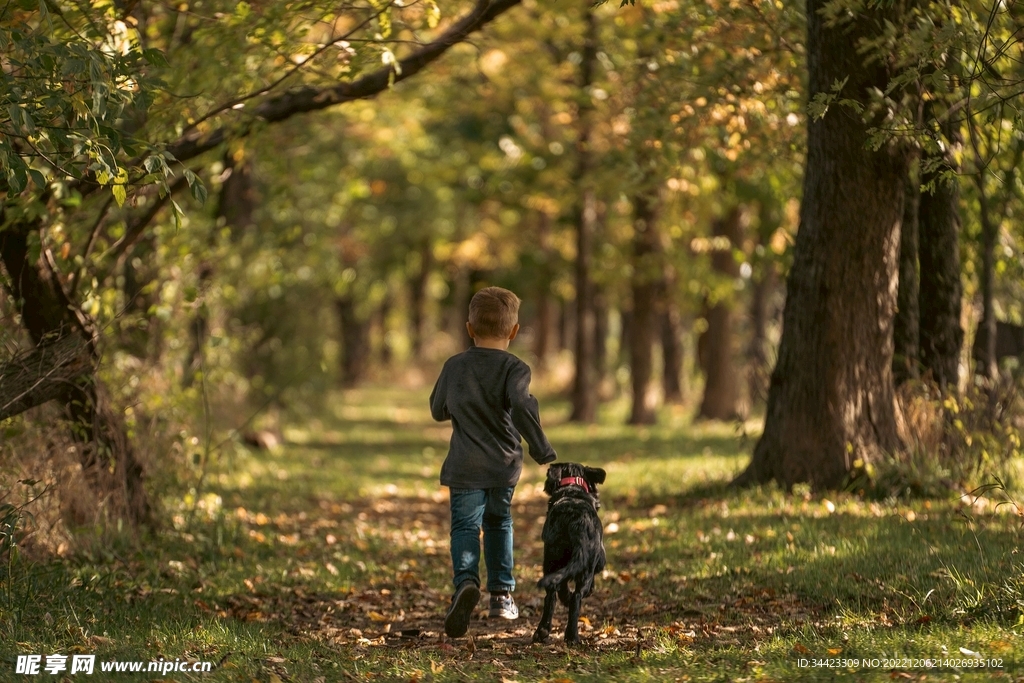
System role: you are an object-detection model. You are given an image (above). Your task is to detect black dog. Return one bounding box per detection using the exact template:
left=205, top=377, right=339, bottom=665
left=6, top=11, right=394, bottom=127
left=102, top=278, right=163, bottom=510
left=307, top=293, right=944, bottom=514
left=532, top=462, right=606, bottom=645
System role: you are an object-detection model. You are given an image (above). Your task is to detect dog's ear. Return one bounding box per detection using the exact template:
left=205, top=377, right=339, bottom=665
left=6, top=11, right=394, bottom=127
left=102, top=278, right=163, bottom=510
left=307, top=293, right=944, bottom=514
left=583, top=466, right=606, bottom=485
left=544, top=465, right=561, bottom=495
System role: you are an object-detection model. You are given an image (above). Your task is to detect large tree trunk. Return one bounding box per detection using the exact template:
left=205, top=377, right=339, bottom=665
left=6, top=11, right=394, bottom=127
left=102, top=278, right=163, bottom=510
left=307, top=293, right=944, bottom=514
left=893, top=163, right=921, bottom=385
left=698, top=208, right=744, bottom=420
left=735, top=0, right=910, bottom=488
left=628, top=190, right=661, bottom=425
left=568, top=3, right=599, bottom=423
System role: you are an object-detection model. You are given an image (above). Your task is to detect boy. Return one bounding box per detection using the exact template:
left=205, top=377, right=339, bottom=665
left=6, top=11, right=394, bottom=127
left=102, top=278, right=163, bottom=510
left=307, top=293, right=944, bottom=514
left=429, top=286, right=557, bottom=638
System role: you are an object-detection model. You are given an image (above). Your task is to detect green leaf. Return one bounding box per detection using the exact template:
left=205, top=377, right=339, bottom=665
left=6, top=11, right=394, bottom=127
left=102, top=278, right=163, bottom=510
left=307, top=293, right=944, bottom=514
left=190, top=178, right=208, bottom=205
left=112, top=183, right=126, bottom=207
left=171, top=199, right=184, bottom=231
left=142, top=48, right=169, bottom=67
left=28, top=169, right=46, bottom=189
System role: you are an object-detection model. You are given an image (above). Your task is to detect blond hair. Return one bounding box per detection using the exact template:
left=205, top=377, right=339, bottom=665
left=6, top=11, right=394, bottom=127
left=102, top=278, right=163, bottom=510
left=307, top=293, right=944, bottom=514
left=468, top=286, right=520, bottom=338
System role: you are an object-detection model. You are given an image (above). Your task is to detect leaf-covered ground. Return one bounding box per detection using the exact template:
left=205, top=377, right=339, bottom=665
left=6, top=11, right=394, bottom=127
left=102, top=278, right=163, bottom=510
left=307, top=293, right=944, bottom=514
left=4, top=386, right=1024, bottom=681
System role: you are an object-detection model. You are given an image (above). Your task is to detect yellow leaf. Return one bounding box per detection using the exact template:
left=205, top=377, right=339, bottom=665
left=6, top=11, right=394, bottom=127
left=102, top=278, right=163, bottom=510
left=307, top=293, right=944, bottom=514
left=827, top=648, right=842, bottom=655
left=269, top=675, right=283, bottom=683
left=430, top=661, right=444, bottom=673
left=368, top=611, right=389, bottom=622
left=578, top=616, right=591, bottom=627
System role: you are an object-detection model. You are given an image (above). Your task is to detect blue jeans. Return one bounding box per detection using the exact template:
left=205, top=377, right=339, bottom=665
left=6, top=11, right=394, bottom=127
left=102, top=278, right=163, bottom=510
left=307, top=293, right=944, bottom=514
left=449, top=487, right=516, bottom=593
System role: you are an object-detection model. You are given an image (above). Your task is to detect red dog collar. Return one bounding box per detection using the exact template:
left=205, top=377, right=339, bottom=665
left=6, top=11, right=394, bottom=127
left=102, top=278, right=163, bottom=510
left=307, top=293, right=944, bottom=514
left=558, top=476, right=590, bottom=493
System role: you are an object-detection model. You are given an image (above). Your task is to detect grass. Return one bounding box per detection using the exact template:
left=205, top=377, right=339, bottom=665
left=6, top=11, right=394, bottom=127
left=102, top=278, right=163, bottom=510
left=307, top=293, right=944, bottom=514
left=3, top=385, right=1024, bottom=681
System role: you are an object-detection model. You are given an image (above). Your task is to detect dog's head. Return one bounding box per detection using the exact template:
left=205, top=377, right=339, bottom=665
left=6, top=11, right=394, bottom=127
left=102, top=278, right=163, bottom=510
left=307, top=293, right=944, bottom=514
left=544, top=462, right=606, bottom=500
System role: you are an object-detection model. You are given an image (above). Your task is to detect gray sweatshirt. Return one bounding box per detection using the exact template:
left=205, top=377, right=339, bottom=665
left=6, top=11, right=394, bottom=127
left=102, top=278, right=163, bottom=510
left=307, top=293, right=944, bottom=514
left=429, top=346, right=556, bottom=488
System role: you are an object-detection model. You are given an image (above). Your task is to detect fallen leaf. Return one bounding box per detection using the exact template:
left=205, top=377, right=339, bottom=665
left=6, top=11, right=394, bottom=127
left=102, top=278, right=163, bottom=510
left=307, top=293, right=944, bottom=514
left=793, top=643, right=810, bottom=654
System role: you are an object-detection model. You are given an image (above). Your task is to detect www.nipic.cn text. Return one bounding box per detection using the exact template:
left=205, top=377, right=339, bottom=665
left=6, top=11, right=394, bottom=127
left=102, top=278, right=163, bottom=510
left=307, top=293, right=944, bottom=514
left=15, top=654, right=214, bottom=676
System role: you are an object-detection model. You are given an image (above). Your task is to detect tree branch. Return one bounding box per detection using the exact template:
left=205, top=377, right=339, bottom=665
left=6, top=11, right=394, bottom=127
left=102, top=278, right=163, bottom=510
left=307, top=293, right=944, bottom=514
left=0, top=333, right=94, bottom=422
left=164, top=0, right=523, bottom=163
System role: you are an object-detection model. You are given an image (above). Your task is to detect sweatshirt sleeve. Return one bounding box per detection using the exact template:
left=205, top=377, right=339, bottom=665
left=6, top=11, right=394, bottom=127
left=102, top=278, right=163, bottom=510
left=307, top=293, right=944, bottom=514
left=429, top=365, right=450, bottom=422
left=507, top=361, right=556, bottom=465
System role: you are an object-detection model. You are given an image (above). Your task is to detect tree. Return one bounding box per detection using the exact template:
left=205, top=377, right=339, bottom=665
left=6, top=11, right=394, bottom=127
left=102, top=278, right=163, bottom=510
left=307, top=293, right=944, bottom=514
left=568, top=2, right=600, bottom=423
left=0, top=0, right=529, bottom=524
left=697, top=207, right=745, bottom=420
left=893, top=163, right=920, bottom=385
left=736, top=0, right=914, bottom=488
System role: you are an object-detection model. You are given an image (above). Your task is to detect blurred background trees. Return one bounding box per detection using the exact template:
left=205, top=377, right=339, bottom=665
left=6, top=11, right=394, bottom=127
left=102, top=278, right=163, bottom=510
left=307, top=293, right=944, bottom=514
left=3, top=0, right=1024, bottom=533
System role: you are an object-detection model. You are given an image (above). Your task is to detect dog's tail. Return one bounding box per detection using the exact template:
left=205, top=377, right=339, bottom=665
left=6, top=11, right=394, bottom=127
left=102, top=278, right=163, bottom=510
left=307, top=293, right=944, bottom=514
left=537, top=548, right=588, bottom=590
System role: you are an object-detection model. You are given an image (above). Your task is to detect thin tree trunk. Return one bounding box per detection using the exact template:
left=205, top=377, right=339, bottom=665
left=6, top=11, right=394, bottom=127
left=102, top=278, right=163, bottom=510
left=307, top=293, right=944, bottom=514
left=570, top=190, right=598, bottom=422
left=533, top=214, right=555, bottom=369
left=559, top=297, right=575, bottom=355
left=569, top=3, right=599, bottom=423
left=747, top=259, right=776, bottom=406
left=183, top=154, right=255, bottom=387
left=336, top=296, right=370, bottom=385
left=698, top=208, right=743, bottom=420
left=446, top=267, right=470, bottom=348
left=975, top=183, right=997, bottom=380
left=378, top=292, right=393, bottom=366
left=618, top=308, right=633, bottom=368
left=121, top=234, right=163, bottom=360
left=735, top=0, right=910, bottom=488
left=409, top=240, right=432, bottom=360
left=971, top=139, right=1024, bottom=379
left=661, top=306, right=685, bottom=404
left=593, top=285, right=609, bottom=387
left=893, top=162, right=920, bottom=385
left=628, top=190, right=661, bottom=425
left=918, top=145, right=963, bottom=392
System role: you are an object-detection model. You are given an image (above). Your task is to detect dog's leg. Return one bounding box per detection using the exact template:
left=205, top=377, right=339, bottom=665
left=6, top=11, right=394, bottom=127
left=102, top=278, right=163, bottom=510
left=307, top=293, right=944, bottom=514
left=564, top=588, right=583, bottom=645
left=532, top=586, right=557, bottom=643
